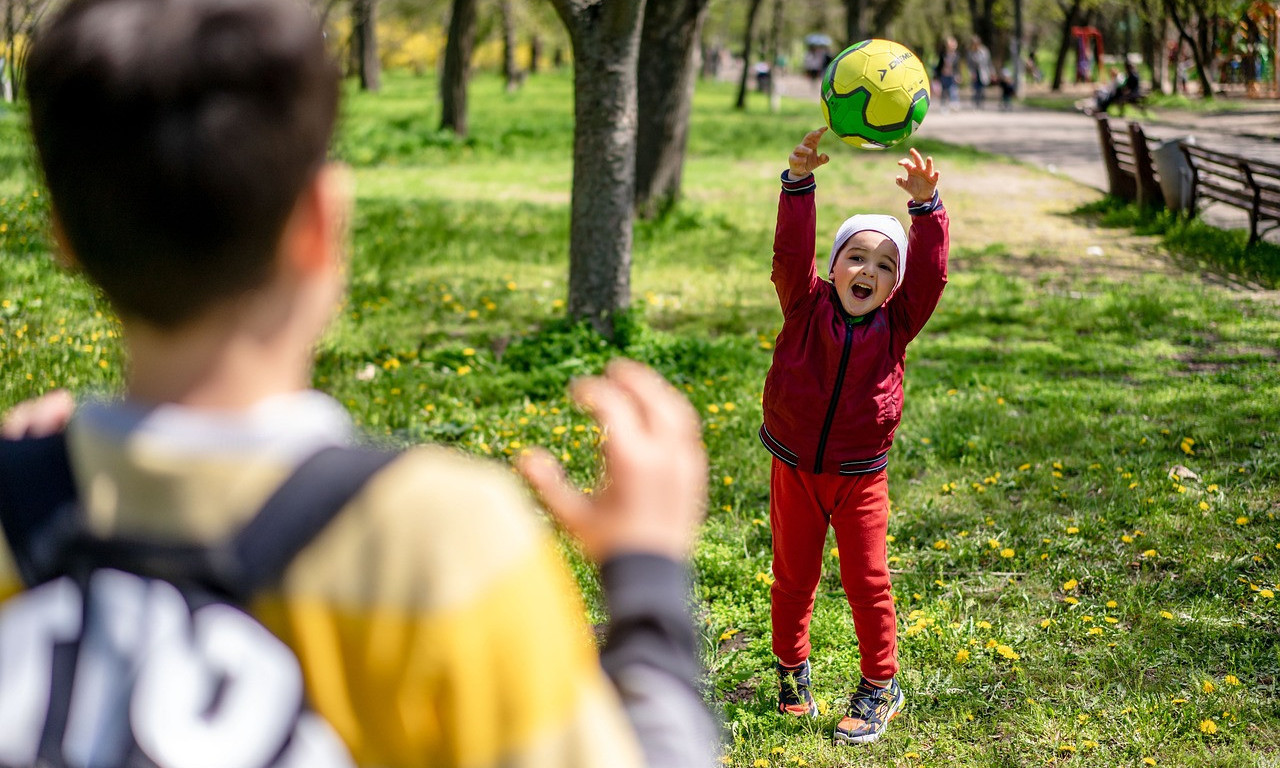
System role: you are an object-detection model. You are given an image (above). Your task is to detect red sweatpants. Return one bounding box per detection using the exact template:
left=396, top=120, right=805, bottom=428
left=769, top=458, right=899, bottom=681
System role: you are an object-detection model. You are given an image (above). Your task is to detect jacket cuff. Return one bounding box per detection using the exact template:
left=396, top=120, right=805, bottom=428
left=781, top=170, right=816, bottom=196
left=599, top=553, right=699, bottom=684
left=907, top=190, right=942, bottom=215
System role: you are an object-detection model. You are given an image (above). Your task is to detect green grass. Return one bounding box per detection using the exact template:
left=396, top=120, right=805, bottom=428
left=1077, top=196, right=1280, bottom=289
left=2, top=70, right=1279, bottom=767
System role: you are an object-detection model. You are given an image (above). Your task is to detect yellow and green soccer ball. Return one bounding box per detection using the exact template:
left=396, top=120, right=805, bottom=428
left=821, top=38, right=931, bottom=150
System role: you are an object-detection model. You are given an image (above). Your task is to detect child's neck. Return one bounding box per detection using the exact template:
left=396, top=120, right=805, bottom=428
left=122, top=302, right=317, bottom=411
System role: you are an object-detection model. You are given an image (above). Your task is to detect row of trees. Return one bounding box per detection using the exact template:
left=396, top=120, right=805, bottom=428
left=0, top=0, right=1266, bottom=335
left=408, top=0, right=1260, bottom=334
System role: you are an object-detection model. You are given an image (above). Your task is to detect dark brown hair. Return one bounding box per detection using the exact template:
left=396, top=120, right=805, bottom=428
left=27, top=0, right=339, bottom=328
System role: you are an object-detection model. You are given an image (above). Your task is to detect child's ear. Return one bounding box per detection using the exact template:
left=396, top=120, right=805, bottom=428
left=281, top=163, right=353, bottom=278
left=47, top=208, right=81, bottom=272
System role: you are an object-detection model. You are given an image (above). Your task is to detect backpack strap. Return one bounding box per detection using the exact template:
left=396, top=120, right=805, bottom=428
left=219, top=445, right=400, bottom=596
left=0, top=432, right=78, bottom=586
left=0, top=438, right=399, bottom=599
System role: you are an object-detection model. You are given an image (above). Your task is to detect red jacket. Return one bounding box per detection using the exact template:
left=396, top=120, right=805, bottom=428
left=760, top=172, right=949, bottom=475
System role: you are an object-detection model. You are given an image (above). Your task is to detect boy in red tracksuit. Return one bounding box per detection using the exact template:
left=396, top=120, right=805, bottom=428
left=761, top=127, right=948, bottom=745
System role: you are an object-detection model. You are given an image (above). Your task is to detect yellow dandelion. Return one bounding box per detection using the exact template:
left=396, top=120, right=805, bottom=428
left=1040, top=619, right=1053, bottom=628
left=753, top=760, right=769, bottom=768
left=1143, top=758, right=1156, bottom=766
left=1066, top=526, right=1079, bottom=534
left=456, top=365, right=472, bottom=376
left=718, top=628, right=739, bottom=641
left=1106, top=600, right=1117, bottom=608
left=1000, top=548, right=1015, bottom=558
left=1064, top=596, right=1079, bottom=605
left=723, top=476, right=734, bottom=486
left=954, top=648, right=971, bottom=664
left=1062, top=579, right=1079, bottom=591
left=1207, top=484, right=1219, bottom=492
left=1199, top=719, right=1218, bottom=735
left=1225, top=675, right=1240, bottom=686
left=933, top=540, right=949, bottom=550
left=1142, top=549, right=1158, bottom=557
left=996, top=644, right=1020, bottom=660
left=1018, top=463, right=1031, bottom=471
left=977, top=620, right=992, bottom=629
left=1082, top=740, right=1098, bottom=749
left=706, top=404, right=720, bottom=414
left=1236, top=516, right=1250, bottom=525
left=770, top=747, right=785, bottom=755
left=830, top=547, right=839, bottom=558
left=1104, top=617, right=1119, bottom=624
left=1059, top=745, right=1076, bottom=753
left=1202, top=680, right=1215, bottom=694
left=1260, top=589, right=1275, bottom=599
left=723, top=402, right=737, bottom=411
left=1122, top=534, right=1134, bottom=543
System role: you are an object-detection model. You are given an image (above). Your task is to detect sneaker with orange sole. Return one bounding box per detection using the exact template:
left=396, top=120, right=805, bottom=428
left=775, top=659, right=818, bottom=717
left=833, top=677, right=904, bottom=744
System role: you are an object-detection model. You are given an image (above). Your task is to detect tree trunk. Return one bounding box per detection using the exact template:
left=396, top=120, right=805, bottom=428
left=734, top=0, right=764, bottom=109
left=846, top=0, right=866, bottom=44
left=3, top=0, right=15, bottom=103
left=1164, top=0, right=1213, bottom=98
left=441, top=0, right=478, bottom=135
left=634, top=0, right=711, bottom=218
left=969, top=0, right=997, bottom=52
left=549, top=0, right=647, bottom=337
left=868, top=0, right=906, bottom=39
left=1137, top=0, right=1159, bottom=94
left=1050, top=0, right=1082, bottom=91
left=530, top=33, right=541, bottom=74
left=353, top=0, right=380, bottom=92
left=500, top=0, right=520, bottom=91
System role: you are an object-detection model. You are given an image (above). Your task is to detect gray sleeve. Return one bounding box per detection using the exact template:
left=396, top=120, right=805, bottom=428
left=599, top=553, right=720, bottom=768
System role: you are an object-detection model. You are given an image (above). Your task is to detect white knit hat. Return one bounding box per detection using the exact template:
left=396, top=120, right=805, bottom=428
left=828, top=214, right=908, bottom=298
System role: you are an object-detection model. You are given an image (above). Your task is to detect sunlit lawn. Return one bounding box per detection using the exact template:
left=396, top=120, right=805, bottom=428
left=1, top=71, right=1278, bottom=767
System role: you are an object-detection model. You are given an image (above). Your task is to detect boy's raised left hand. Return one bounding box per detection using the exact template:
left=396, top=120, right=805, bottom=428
left=895, top=147, right=940, bottom=203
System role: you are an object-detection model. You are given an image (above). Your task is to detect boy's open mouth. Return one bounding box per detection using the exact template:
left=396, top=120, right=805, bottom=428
left=851, top=284, right=873, bottom=300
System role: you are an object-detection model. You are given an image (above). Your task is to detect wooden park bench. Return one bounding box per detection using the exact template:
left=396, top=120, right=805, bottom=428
left=1094, top=114, right=1163, bottom=209
left=1179, top=144, right=1280, bottom=245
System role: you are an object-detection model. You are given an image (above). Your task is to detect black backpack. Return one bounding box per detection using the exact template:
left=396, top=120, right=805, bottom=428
left=0, top=433, right=397, bottom=768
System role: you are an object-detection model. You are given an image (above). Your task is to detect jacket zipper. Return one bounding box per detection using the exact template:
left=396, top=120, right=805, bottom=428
left=813, top=315, right=855, bottom=473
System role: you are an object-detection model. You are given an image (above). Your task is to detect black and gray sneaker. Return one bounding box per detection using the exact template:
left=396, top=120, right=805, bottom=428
left=833, top=677, right=904, bottom=744
left=775, top=659, right=818, bottom=717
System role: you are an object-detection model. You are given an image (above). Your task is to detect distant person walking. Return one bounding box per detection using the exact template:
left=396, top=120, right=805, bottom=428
left=935, top=36, right=960, bottom=110
left=966, top=36, right=992, bottom=109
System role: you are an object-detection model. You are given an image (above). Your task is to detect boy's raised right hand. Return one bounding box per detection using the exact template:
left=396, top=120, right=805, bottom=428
left=788, top=127, right=830, bottom=180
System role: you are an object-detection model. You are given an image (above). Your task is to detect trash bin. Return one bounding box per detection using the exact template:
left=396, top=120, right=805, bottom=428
left=1152, top=136, right=1195, bottom=213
